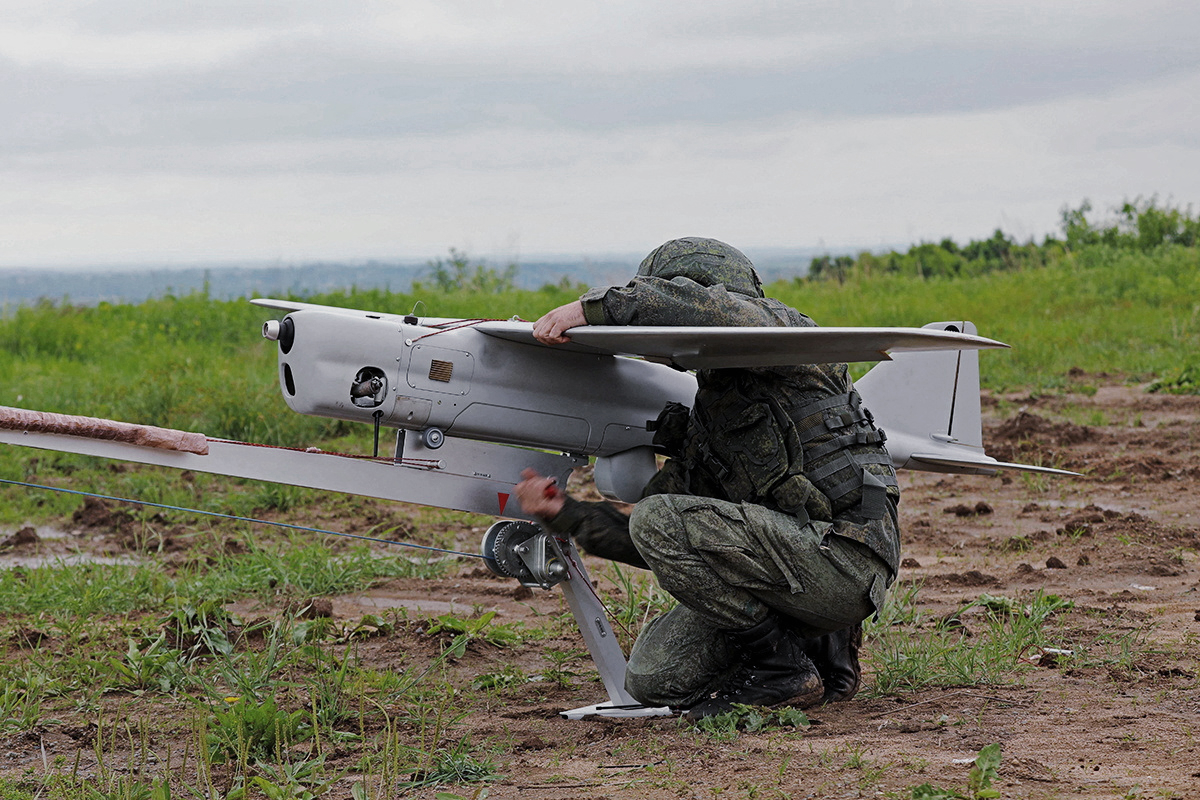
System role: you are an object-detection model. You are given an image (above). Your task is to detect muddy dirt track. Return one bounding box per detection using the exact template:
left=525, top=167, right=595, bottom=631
left=2, top=381, right=1198, bottom=798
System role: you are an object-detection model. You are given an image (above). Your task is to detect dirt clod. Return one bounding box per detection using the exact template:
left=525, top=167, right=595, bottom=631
left=8, top=627, right=49, bottom=648
left=516, top=735, right=550, bottom=751
left=71, top=497, right=128, bottom=530
left=0, top=526, right=38, bottom=549
left=931, top=569, right=1000, bottom=586
left=993, top=410, right=1091, bottom=445
left=284, top=597, right=334, bottom=619
left=944, top=501, right=993, bottom=517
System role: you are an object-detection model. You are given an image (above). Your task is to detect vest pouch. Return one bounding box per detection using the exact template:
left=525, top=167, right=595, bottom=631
left=649, top=401, right=691, bottom=459
left=771, top=473, right=832, bottom=522
left=695, top=401, right=789, bottom=505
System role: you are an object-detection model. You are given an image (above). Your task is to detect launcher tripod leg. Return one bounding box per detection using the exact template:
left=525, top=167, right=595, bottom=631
left=551, top=536, right=673, bottom=720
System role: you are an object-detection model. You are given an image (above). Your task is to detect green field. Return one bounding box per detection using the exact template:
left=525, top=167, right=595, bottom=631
left=2, top=237, right=1198, bottom=523
left=5, top=237, right=1199, bottom=428
left=776, top=243, right=1200, bottom=390
left=1, top=222, right=1198, bottom=798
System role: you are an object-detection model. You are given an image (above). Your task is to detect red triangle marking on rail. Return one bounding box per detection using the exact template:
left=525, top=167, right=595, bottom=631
left=497, top=492, right=510, bottom=515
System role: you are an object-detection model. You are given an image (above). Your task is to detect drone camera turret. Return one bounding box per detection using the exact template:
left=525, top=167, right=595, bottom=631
left=350, top=367, right=388, bottom=408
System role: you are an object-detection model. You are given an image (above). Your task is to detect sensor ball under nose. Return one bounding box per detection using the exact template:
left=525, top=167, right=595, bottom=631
left=350, top=367, right=388, bottom=408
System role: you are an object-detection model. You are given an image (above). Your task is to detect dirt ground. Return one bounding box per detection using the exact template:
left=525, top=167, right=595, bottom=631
left=2, top=380, right=1199, bottom=798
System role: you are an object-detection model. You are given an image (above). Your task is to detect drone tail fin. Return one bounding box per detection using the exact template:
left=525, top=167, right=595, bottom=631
left=856, top=321, right=1075, bottom=476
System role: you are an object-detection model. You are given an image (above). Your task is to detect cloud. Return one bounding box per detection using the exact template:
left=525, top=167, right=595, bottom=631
left=5, top=0, right=1200, bottom=148
left=0, top=1, right=1198, bottom=264
left=4, top=70, right=1196, bottom=263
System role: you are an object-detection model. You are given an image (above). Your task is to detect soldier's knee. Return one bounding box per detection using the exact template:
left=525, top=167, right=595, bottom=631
left=628, top=494, right=678, bottom=552
left=626, top=668, right=716, bottom=709
left=626, top=604, right=736, bottom=708
left=624, top=667, right=679, bottom=708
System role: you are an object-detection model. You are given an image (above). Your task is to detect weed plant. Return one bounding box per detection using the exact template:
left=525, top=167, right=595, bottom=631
left=0, top=682, right=44, bottom=733
left=687, top=703, right=811, bottom=740
left=864, top=589, right=1075, bottom=696
left=909, top=742, right=1002, bottom=799
left=601, top=562, right=678, bottom=649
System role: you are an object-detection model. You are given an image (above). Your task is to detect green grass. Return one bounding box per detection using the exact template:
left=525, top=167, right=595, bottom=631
left=772, top=243, right=1200, bottom=390
left=0, top=600, right=513, bottom=796
left=0, top=241, right=1193, bottom=796
left=0, top=561, right=176, bottom=616
left=0, top=542, right=442, bottom=617
left=188, top=541, right=447, bottom=601
left=864, top=589, right=1077, bottom=696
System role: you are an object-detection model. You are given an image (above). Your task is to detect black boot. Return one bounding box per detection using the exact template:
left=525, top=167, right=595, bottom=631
left=800, top=622, right=862, bottom=704
left=684, top=617, right=824, bottom=720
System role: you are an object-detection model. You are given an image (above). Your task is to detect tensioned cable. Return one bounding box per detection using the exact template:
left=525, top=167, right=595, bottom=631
left=0, top=478, right=484, bottom=560
left=409, top=317, right=508, bottom=343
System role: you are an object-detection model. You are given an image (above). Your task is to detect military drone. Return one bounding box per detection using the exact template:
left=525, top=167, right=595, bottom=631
left=0, top=298, right=1070, bottom=718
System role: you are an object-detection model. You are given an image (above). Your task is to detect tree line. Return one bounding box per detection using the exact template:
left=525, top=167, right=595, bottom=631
left=807, top=197, right=1200, bottom=283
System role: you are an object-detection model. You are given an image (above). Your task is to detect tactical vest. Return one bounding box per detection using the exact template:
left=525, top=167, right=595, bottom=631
left=650, top=369, right=899, bottom=565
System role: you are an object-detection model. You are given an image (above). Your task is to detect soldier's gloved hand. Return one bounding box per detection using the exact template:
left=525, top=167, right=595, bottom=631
left=515, top=468, right=566, bottom=520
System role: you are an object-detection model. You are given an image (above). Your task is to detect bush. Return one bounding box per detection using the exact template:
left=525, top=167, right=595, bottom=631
left=807, top=197, right=1199, bottom=283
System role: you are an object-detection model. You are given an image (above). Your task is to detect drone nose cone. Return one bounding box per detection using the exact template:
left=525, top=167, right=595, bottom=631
left=262, top=317, right=295, bottom=352
left=268, top=316, right=296, bottom=354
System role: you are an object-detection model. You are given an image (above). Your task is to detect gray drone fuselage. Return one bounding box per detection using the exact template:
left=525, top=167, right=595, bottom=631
left=272, top=307, right=697, bottom=459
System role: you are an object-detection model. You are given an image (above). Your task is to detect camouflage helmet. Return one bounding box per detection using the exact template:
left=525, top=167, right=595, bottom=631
left=636, top=237, right=764, bottom=298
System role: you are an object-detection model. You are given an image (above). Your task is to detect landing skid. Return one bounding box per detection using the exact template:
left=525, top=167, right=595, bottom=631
left=561, top=703, right=673, bottom=721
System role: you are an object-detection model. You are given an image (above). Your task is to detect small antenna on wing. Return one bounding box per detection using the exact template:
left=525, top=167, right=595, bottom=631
left=405, top=300, right=427, bottom=326
left=946, top=321, right=967, bottom=438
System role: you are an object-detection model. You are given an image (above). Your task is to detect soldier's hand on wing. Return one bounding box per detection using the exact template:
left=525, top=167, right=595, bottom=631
left=514, top=468, right=566, bottom=519
left=532, top=300, right=586, bottom=344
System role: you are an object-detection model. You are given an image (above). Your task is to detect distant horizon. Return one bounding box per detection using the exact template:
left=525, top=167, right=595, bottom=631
left=0, top=243, right=868, bottom=274
left=0, top=246, right=855, bottom=309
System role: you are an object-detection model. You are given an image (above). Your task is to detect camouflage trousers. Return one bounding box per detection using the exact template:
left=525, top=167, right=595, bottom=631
left=624, top=494, right=894, bottom=708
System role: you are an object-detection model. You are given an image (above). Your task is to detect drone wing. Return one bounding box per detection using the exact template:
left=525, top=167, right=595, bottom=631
left=476, top=322, right=1008, bottom=369
left=248, top=299, right=1007, bottom=368
left=250, top=298, right=464, bottom=328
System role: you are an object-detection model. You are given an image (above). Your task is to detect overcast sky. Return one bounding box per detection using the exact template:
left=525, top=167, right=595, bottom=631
left=2, top=0, right=1198, bottom=268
